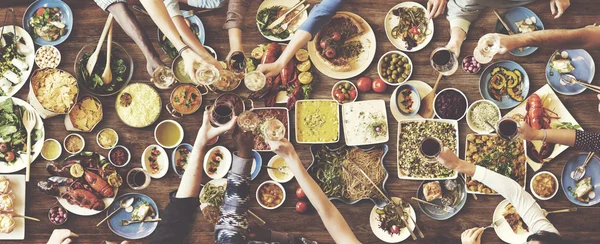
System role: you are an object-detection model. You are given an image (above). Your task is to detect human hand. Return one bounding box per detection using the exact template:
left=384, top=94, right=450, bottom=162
left=461, top=227, right=484, bottom=244
left=445, top=43, right=460, bottom=58
left=517, top=121, right=543, bottom=141
left=267, top=138, right=298, bottom=162
left=257, top=61, right=284, bottom=79
left=47, top=229, right=77, bottom=244
left=550, top=0, right=570, bottom=19
left=495, top=33, right=511, bottom=55
left=597, top=94, right=600, bottom=113
left=197, top=110, right=237, bottom=146
left=437, top=147, right=462, bottom=171
left=226, top=49, right=245, bottom=68
left=232, top=125, right=254, bottom=159
left=427, top=0, right=448, bottom=19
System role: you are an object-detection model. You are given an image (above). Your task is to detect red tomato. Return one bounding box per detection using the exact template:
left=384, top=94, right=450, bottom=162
left=296, top=201, right=309, bottom=213
left=409, top=26, right=420, bottom=34
left=324, top=47, right=337, bottom=59
left=390, top=225, right=400, bottom=234
left=320, top=39, right=329, bottom=49
left=296, top=187, right=307, bottom=200
left=35, top=8, right=45, bottom=16
left=333, top=90, right=345, bottom=102
left=4, top=152, right=15, bottom=162
left=372, top=78, right=387, bottom=93
left=349, top=89, right=357, bottom=99
left=331, top=31, right=341, bottom=41
left=356, top=77, right=372, bottom=92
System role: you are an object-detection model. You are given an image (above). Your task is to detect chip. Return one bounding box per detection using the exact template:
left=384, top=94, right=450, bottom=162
left=69, top=97, right=103, bottom=131
left=31, top=68, right=78, bottom=113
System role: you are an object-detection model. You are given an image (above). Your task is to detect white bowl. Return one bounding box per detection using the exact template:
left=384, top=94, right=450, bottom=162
left=35, top=45, right=61, bottom=69
left=433, top=88, right=469, bottom=121
left=154, top=120, right=184, bottom=149
left=256, top=180, right=286, bottom=210
left=466, top=100, right=502, bottom=134
left=96, top=128, right=119, bottom=150
left=331, top=80, right=358, bottom=104
left=63, top=133, right=85, bottom=154
left=530, top=171, right=559, bottom=201
left=377, top=50, right=413, bottom=86
left=141, top=145, right=169, bottom=179
left=203, top=146, right=232, bottom=179
left=267, top=155, right=294, bottom=183
left=108, top=145, right=131, bottom=168
left=41, top=138, right=62, bottom=161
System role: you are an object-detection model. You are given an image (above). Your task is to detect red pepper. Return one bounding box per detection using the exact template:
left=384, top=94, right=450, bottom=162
left=409, top=26, right=419, bottom=35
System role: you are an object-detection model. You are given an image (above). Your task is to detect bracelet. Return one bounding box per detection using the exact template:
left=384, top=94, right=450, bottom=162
left=178, top=46, right=191, bottom=57
left=542, top=129, right=547, bottom=142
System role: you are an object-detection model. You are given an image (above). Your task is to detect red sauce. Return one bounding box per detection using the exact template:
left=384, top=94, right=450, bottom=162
left=110, top=147, right=129, bottom=166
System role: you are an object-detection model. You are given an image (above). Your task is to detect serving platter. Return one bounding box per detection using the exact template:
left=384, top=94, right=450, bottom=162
left=255, top=0, right=308, bottom=42
left=342, top=100, right=389, bottom=146
left=369, top=197, right=416, bottom=243
left=493, top=200, right=532, bottom=244
left=0, top=26, right=35, bottom=97
left=561, top=152, right=600, bottom=206
left=416, top=177, right=467, bottom=220
left=545, top=49, right=595, bottom=95
left=505, top=84, right=581, bottom=172
left=390, top=80, right=433, bottom=121
left=251, top=107, right=290, bottom=152
left=494, top=7, right=544, bottom=56
left=106, top=193, right=159, bottom=240
left=295, top=99, right=340, bottom=144
left=479, top=60, right=530, bottom=109
left=384, top=1, right=434, bottom=52
left=0, top=174, right=25, bottom=240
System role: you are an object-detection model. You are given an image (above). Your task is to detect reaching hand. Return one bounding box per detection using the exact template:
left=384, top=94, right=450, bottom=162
left=266, top=138, right=298, bottom=162
left=427, top=0, right=448, bottom=19
left=197, top=110, right=237, bottom=146
left=232, top=125, right=254, bottom=159
left=436, top=147, right=462, bottom=171
left=550, top=0, right=570, bottom=19
left=180, top=49, right=205, bottom=83
left=47, top=229, right=76, bottom=244
left=461, top=227, right=484, bottom=244
left=257, top=62, right=284, bottom=79
left=517, top=121, right=543, bottom=141
left=495, top=33, right=511, bottom=55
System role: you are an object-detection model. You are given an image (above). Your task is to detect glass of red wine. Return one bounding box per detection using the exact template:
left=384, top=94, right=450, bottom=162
left=228, top=51, right=247, bottom=74
left=430, top=47, right=458, bottom=76
left=207, top=103, right=235, bottom=126
left=420, top=137, right=443, bottom=163
left=126, top=168, right=151, bottom=190
left=497, top=117, right=520, bottom=141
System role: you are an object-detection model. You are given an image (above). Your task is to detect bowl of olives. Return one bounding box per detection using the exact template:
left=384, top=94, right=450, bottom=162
left=377, top=51, right=412, bottom=86
left=331, top=80, right=358, bottom=104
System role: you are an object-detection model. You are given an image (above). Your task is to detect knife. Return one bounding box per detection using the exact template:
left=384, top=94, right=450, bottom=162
left=266, top=0, right=306, bottom=30
left=493, top=10, right=524, bottom=52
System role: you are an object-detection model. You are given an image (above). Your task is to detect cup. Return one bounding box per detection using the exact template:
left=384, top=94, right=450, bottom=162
left=420, top=137, right=443, bottom=162
left=126, top=168, right=151, bottom=190
left=497, top=117, right=520, bottom=141
left=430, top=47, right=458, bottom=76
left=154, top=120, right=184, bottom=149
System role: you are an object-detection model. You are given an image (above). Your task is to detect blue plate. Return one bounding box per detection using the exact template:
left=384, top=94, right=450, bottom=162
left=251, top=151, right=262, bottom=181
left=561, top=153, right=600, bottom=206
left=416, top=177, right=467, bottom=220
left=479, top=60, right=529, bottom=109
left=107, top=193, right=159, bottom=239
left=22, top=0, right=73, bottom=46
left=545, top=49, right=595, bottom=95
left=171, top=143, right=193, bottom=177
left=494, top=7, right=544, bottom=57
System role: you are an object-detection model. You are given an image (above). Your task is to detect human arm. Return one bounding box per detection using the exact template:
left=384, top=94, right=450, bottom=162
left=427, top=0, right=448, bottom=19
left=47, top=229, right=77, bottom=244
left=444, top=0, right=481, bottom=56
left=518, top=121, right=600, bottom=153
left=496, top=26, right=600, bottom=54
left=223, top=0, right=251, bottom=61
left=268, top=139, right=360, bottom=244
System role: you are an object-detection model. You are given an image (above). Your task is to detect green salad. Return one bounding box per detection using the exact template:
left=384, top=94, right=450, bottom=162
left=0, top=98, right=41, bottom=165
left=77, top=51, right=127, bottom=94
left=256, top=6, right=291, bottom=40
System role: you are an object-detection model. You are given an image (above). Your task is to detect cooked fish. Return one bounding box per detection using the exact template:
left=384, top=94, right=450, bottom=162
left=575, top=176, right=594, bottom=203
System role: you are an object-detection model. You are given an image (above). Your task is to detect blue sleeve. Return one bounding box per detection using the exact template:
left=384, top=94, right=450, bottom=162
left=298, top=0, right=343, bottom=39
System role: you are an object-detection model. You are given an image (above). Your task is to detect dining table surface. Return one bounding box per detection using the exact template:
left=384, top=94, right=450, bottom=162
left=1, top=0, right=600, bottom=243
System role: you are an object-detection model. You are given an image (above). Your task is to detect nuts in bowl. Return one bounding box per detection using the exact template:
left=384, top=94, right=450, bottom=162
left=331, top=80, right=357, bottom=104
left=531, top=171, right=559, bottom=200
left=35, top=45, right=61, bottom=69
left=377, top=51, right=412, bottom=85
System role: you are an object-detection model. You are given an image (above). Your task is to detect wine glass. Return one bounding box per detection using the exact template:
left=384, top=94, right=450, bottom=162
left=244, top=70, right=267, bottom=92
left=262, top=118, right=285, bottom=141
left=194, top=62, right=220, bottom=86
left=151, top=66, right=177, bottom=89
left=474, top=34, right=500, bottom=64
left=228, top=51, right=247, bottom=74
left=430, top=47, right=458, bottom=76
left=496, top=117, right=520, bottom=141
left=126, top=168, right=151, bottom=190
left=419, top=137, right=443, bottom=163
left=237, top=111, right=260, bottom=132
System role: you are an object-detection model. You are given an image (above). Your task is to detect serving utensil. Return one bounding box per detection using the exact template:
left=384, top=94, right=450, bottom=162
left=262, top=165, right=289, bottom=175
left=22, top=108, right=36, bottom=182
left=101, top=22, right=114, bottom=85
left=266, top=0, right=306, bottom=30
left=411, top=197, right=456, bottom=213
left=493, top=10, right=524, bottom=53
left=96, top=197, right=134, bottom=227
left=543, top=207, right=577, bottom=216
left=418, top=72, right=443, bottom=118
left=13, top=213, right=40, bottom=222
left=86, top=14, right=113, bottom=76
left=132, top=5, right=149, bottom=15
left=571, top=152, right=594, bottom=181
left=272, top=4, right=310, bottom=35
left=484, top=218, right=504, bottom=230
left=397, top=198, right=424, bottom=238
left=0, top=8, right=14, bottom=48
left=560, top=74, right=600, bottom=94
left=119, top=218, right=162, bottom=226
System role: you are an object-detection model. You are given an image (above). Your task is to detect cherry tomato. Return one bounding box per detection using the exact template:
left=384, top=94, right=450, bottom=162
left=372, top=78, right=387, bottom=93
left=0, top=143, right=8, bottom=153
left=4, top=152, right=15, bottom=162
left=296, top=187, right=307, bottom=200
left=35, top=8, right=45, bottom=16
left=333, top=90, right=345, bottom=102
left=295, top=201, right=309, bottom=213
left=325, top=47, right=337, bottom=59
left=331, top=31, right=342, bottom=41
left=356, top=77, right=372, bottom=92
left=409, top=26, right=420, bottom=35
left=390, top=225, right=400, bottom=234
left=349, top=89, right=357, bottom=99
left=320, top=39, right=329, bottom=49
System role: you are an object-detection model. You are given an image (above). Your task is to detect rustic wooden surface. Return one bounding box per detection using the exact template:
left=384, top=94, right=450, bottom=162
left=1, top=0, right=599, bottom=243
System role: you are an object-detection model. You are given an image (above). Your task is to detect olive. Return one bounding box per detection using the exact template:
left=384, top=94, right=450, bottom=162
left=404, top=69, right=410, bottom=75
left=401, top=73, right=408, bottom=79
left=402, top=57, right=408, bottom=62
left=387, top=70, right=392, bottom=75
left=53, top=7, right=60, bottom=12
left=343, top=83, right=351, bottom=89
left=404, top=63, right=411, bottom=69
left=392, top=54, right=399, bottom=58
left=341, top=88, right=347, bottom=93
left=392, top=74, right=398, bottom=79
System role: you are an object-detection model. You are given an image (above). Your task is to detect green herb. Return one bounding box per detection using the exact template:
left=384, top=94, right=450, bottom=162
left=0, top=98, right=41, bottom=165
left=553, top=122, right=581, bottom=130
left=78, top=51, right=127, bottom=94
left=256, top=6, right=291, bottom=40
left=312, top=147, right=347, bottom=198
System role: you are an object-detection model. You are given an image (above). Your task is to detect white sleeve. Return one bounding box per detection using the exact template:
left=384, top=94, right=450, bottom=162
left=163, top=0, right=182, bottom=17
left=472, top=166, right=559, bottom=235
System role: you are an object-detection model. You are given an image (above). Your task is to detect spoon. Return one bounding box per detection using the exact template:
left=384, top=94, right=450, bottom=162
left=571, top=152, right=594, bottom=182
left=560, top=74, right=600, bottom=94
left=101, top=22, right=114, bottom=85
left=542, top=207, right=577, bottom=216
left=96, top=197, right=134, bottom=227
left=86, top=14, right=113, bottom=76
left=484, top=120, right=497, bottom=133
left=262, top=165, right=289, bottom=175
left=418, top=73, right=443, bottom=118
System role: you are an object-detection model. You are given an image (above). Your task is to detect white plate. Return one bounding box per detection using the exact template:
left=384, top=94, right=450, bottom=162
left=369, top=197, right=416, bottom=243
left=493, top=199, right=532, bottom=244
left=0, top=97, right=44, bottom=173
left=256, top=0, right=308, bottom=42
left=0, top=26, right=35, bottom=97
left=307, top=12, right=376, bottom=79
left=141, top=145, right=169, bottom=179
left=203, top=146, right=232, bottom=179
left=0, top=175, right=25, bottom=240
left=384, top=2, right=434, bottom=52
left=342, top=100, right=389, bottom=146
left=199, top=178, right=227, bottom=210
left=390, top=80, right=433, bottom=121
left=504, top=84, right=581, bottom=172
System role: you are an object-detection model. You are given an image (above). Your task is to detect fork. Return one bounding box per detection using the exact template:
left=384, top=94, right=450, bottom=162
left=22, top=108, right=36, bottom=182
left=484, top=218, right=504, bottom=230
left=272, top=4, right=310, bottom=35
left=119, top=218, right=162, bottom=226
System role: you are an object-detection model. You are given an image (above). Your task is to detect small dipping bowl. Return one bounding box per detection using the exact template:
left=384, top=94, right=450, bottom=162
left=96, top=128, right=119, bottom=150
left=267, top=155, right=294, bottom=183
left=48, top=205, right=68, bottom=225
left=462, top=56, right=481, bottom=74
left=466, top=100, right=501, bottom=134
left=108, top=145, right=131, bottom=168
left=63, top=133, right=85, bottom=155
left=256, top=180, right=286, bottom=210
left=433, top=88, right=469, bottom=121
left=41, top=138, right=62, bottom=161
left=394, top=84, right=421, bottom=116
left=531, top=171, right=559, bottom=201
left=331, top=80, right=358, bottom=104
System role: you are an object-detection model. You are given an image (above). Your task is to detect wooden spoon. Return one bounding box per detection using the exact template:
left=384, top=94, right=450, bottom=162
left=86, top=14, right=113, bottom=76
left=101, top=22, right=114, bottom=85
left=418, top=72, right=443, bottom=118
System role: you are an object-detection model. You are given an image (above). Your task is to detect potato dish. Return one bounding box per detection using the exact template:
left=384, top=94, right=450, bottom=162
left=532, top=172, right=557, bottom=198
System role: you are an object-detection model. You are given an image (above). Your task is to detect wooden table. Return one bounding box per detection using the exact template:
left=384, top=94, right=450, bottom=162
left=2, top=0, right=599, bottom=243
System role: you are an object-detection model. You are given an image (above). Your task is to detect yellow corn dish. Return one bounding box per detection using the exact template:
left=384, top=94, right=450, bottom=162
left=295, top=100, right=339, bottom=143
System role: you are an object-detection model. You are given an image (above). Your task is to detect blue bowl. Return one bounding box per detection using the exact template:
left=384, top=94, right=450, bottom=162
left=171, top=143, right=193, bottom=177
left=561, top=152, right=600, bottom=206
left=23, top=0, right=73, bottom=46
left=251, top=151, right=262, bottom=181
left=107, top=193, right=159, bottom=239
left=479, top=60, right=529, bottom=109
left=494, top=7, right=544, bottom=57
left=394, top=84, right=420, bottom=117
left=545, top=49, right=595, bottom=95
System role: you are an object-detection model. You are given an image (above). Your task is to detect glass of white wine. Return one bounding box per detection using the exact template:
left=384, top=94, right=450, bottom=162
left=194, top=62, right=220, bottom=86
left=237, top=110, right=260, bottom=132
left=262, top=118, right=285, bottom=141
left=473, top=33, right=500, bottom=64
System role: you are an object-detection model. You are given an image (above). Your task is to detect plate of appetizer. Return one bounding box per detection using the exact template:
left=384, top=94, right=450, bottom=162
left=479, top=60, right=529, bottom=109
left=172, top=143, right=192, bottom=177
left=342, top=100, right=389, bottom=146
left=107, top=193, right=159, bottom=240
left=28, top=68, right=79, bottom=119
left=0, top=97, right=44, bottom=173
left=466, top=100, right=501, bottom=134
left=561, top=153, right=600, bottom=206
left=331, top=80, right=358, bottom=104
left=158, top=10, right=205, bottom=59
left=199, top=178, right=226, bottom=225
left=390, top=80, right=432, bottom=121
left=308, top=144, right=389, bottom=206
left=65, top=96, right=103, bottom=132
left=308, top=12, right=376, bottom=79
left=464, top=134, right=526, bottom=195
left=369, top=197, right=416, bottom=243
left=493, top=200, right=532, bottom=244
left=384, top=2, right=433, bottom=52
left=39, top=152, right=121, bottom=216
left=416, top=178, right=467, bottom=220
left=250, top=107, right=289, bottom=152
left=0, top=26, right=34, bottom=97
left=74, top=41, right=133, bottom=96
left=397, top=119, right=459, bottom=180
left=505, top=85, right=582, bottom=172
left=377, top=51, right=412, bottom=85
left=545, top=49, right=595, bottom=95
left=203, top=146, right=231, bottom=179
left=23, top=0, right=73, bottom=46
left=0, top=175, right=25, bottom=240
left=494, top=7, right=544, bottom=56
left=115, top=83, right=161, bottom=128
left=295, top=100, right=340, bottom=144
left=255, top=0, right=308, bottom=42
left=141, top=145, right=168, bottom=179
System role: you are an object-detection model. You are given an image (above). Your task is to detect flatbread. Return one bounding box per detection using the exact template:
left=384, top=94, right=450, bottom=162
left=314, top=13, right=366, bottom=72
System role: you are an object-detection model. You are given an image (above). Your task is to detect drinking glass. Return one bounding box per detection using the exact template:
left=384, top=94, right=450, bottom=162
left=430, top=47, right=458, bottom=76
left=496, top=117, right=520, bottom=141
left=228, top=51, right=247, bottom=74
left=419, top=137, right=443, bottom=163
left=207, top=103, right=235, bottom=126
left=151, top=66, right=177, bottom=89
left=237, top=110, right=260, bottom=132
left=262, top=118, right=286, bottom=141
left=214, top=69, right=236, bottom=91
left=194, top=62, right=220, bottom=86
left=126, top=168, right=151, bottom=190
left=244, top=70, right=267, bottom=92
left=473, top=34, right=500, bottom=64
